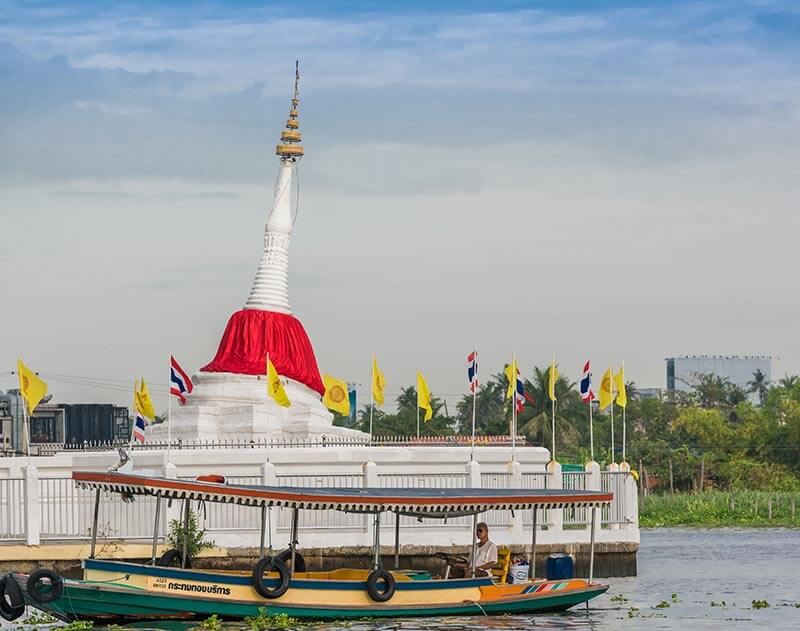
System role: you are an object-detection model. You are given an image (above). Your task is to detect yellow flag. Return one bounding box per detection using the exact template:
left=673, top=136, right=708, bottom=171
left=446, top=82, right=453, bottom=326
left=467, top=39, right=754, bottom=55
left=548, top=355, right=558, bottom=401
left=322, top=373, right=350, bottom=416
left=504, top=357, right=518, bottom=400
left=135, top=378, right=156, bottom=420
left=417, top=370, right=433, bottom=422
left=614, top=364, right=627, bottom=409
left=17, top=358, right=48, bottom=416
left=599, top=367, right=614, bottom=410
left=372, top=356, right=386, bottom=406
left=267, top=356, right=291, bottom=407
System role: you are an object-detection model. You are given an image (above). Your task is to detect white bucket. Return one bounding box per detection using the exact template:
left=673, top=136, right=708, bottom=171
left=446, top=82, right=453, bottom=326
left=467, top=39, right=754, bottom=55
left=509, top=563, right=530, bottom=584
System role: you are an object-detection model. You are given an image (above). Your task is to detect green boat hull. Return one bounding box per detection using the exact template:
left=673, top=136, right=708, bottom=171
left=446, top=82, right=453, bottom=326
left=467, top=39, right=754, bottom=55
left=21, top=579, right=608, bottom=622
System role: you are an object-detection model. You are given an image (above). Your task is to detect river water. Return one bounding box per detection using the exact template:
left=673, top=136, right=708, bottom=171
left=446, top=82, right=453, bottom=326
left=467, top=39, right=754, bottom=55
left=5, top=528, right=799, bottom=630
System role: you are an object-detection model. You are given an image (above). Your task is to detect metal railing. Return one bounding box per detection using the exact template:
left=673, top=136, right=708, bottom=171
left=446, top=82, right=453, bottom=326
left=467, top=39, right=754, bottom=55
left=521, top=472, right=550, bottom=527
left=39, top=477, right=158, bottom=540
left=601, top=471, right=629, bottom=525
left=33, top=435, right=530, bottom=456
left=0, top=478, right=25, bottom=540
left=562, top=471, right=590, bottom=527
left=379, top=472, right=470, bottom=527
left=276, top=474, right=364, bottom=530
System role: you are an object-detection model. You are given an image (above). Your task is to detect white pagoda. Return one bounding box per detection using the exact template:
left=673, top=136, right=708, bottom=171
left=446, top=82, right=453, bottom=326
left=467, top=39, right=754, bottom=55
left=150, top=65, right=365, bottom=443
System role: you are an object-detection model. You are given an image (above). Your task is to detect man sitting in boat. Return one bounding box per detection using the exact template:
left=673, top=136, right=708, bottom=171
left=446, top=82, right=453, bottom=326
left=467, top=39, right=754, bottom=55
left=448, top=522, right=498, bottom=578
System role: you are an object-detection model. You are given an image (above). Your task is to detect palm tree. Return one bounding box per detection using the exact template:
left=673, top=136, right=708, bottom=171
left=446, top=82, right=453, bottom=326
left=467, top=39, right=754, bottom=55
left=691, top=373, right=732, bottom=408
left=778, top=374, right=798, bottom=389
left=747, top=369, right=770, bottom=406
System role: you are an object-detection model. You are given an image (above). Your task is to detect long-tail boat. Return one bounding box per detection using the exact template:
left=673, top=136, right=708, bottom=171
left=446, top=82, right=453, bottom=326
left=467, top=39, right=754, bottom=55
left=0, top=471, right=612, bottom=622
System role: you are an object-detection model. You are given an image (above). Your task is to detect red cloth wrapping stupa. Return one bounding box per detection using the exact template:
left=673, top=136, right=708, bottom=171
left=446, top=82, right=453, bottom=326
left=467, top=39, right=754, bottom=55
left=201, top=309, right=325, bottom=396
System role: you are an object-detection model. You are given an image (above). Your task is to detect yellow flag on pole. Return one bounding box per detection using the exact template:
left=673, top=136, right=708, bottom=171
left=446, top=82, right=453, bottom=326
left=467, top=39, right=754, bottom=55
left=17, top=358, right=48, bottom=416
left=135, top=378, right=157, bottom=420
left=372, top=356, right=386, bottom=406
left=614, top=364, right=627, bottom=409
left=267, top=356, right=291, bottom=407
left=548, top=355, right=558, bottom=401
left=504, top=357, right=518, bottom=400
left=322, top=373, right=350, bottom=416
left=599, top=367, right=614, bottom=410
left=417, top=370, right=433, bottom=422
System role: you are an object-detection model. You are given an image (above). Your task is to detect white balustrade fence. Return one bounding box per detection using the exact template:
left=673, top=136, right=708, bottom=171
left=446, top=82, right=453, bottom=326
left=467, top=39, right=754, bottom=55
left=0, top=449, right=638, bottom=548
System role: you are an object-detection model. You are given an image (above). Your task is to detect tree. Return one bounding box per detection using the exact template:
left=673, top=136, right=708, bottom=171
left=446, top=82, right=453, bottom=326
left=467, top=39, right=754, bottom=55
left=690, top=373, right=733, bottom=408
left=778, top=374, right=798, bottom=389
left=747, top=369, right=770, bottom=406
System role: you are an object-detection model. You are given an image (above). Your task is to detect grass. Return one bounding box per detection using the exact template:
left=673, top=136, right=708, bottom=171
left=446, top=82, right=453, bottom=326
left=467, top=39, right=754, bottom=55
left=640, top=490, right=800, bottom=527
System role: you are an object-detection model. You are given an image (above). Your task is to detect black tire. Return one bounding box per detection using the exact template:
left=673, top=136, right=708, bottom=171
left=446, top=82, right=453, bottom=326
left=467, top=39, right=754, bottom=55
left=252, top=557, right=290, bottom=599
left=275, top=548, right=306, bottom=573
left=156, top=549, right=191, bottom=568
left=366, top=568, right=395, bottom=602
left=26, top=568, right=64, bottom=604
left=0, top=575, right=25, bottom=622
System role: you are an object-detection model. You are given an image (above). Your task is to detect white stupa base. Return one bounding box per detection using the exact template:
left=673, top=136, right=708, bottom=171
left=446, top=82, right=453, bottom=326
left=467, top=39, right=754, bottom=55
left=147, top=372, right=366, bottom=443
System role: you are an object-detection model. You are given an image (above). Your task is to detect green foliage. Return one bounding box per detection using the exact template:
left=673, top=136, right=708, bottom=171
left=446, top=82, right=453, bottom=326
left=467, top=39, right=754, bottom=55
left=752, top=599, right=770, bottom=609
left=200, top=614, right=223, bottom=630
left=21, top=612, right=57, bottom=625
left=640, top=491, right=800, bottom=527
left=244, top=608, right=301, bottom=630
left=63, top=621, right=94, bottom=631
left=167, top=507, right=214, bottom=561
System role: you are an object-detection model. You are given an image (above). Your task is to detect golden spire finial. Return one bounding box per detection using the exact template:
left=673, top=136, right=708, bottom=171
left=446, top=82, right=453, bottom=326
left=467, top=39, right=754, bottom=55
left=276, top=60, right=303, bottom=159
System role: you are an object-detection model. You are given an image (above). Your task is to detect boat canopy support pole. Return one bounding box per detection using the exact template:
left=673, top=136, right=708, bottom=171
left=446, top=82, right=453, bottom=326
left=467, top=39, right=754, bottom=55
left=89, top=488, right=101, bottom=559
left=469, top=513, right=478, bottom=578
left=290, top=507, right=299, bottom=575
left=259, top=505, right=267, bottom=559
left=181, top=499, right=190, bottom=568
left=394, top=511, right=400, bottom=569
left=589, top=505, right=596, bottom=583
left=150, top=497, right=162, bottom=565
left=529, top=506, right=537, bottom=580
left=372, top=512, right=381, bottom=570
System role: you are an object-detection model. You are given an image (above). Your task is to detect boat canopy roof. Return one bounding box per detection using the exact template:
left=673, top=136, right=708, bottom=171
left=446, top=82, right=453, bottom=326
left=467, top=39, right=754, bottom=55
left=73, top=471, right=612, bottom=517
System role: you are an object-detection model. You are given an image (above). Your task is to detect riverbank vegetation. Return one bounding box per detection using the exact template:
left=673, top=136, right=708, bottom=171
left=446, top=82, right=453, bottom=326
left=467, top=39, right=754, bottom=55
left=335, top=366, right=800, bottom=494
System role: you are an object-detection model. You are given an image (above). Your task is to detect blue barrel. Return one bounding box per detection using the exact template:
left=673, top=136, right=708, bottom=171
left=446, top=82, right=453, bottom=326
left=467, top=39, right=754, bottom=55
left=545, top=553, right=574, bottom=580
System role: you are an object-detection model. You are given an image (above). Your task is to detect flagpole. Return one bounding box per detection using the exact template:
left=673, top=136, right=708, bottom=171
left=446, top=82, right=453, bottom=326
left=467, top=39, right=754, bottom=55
left=609, top=366, right=615, bottom=465
left=511, top=354, right=516, bottom=463
left=621, top=361, right=626, bottom=463
left=167, top=357, right=172, bottom=463
left=551, top=354, right=556, bottom=462
left=128, top=379, right=137, bottom=450
left=416, top=371, right=420, bottom=440
left=369, top=356, right=374, bottom=445
left=589, top=393, right=594, bottom=462
left=21, top=395, right=30, bottom=458
left=470, top=346, right=477, bottom=462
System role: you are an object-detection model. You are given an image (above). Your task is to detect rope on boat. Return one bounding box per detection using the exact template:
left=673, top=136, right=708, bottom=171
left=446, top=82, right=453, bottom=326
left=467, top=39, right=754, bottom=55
left=465, top=600, right=488, bottom=616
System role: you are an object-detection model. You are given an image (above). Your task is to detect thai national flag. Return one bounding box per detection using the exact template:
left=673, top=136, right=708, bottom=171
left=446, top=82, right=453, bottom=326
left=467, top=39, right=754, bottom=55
left=133, top=413, right=146, bottom=443
left=170, top=355, right=194, bottom=404
left=580, top=360, right=595, bottom=403
left=513, top=371, right=525, bottom=414
left=467, top=351, right=478, bottom=392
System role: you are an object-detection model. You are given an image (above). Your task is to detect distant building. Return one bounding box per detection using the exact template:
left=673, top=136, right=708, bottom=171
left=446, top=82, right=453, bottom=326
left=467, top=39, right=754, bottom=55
left=665, top=355, right=773, bottom=403
left=633, top=388, right=663, bottom=402
left=0, top=390, right=130, bottom=455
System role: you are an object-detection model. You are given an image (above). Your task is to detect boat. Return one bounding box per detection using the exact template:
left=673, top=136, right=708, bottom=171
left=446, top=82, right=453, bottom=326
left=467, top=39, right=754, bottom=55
left=1, top=471, right=612, bottom=622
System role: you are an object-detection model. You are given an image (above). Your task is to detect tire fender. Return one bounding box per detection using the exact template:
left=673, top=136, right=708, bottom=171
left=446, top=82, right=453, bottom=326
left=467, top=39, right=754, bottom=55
left=252, top=557, right=291, bottom=599
left=366, top=568, right=396, bottom=602
left=26, top=568, right=64, bottom=604
left=0, top=575, right=25, bottom=621
left=156, top=548, right=191, bottom=568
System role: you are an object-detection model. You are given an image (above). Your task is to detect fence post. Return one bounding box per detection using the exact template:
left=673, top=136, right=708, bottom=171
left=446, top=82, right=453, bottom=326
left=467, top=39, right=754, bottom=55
left=23, top=465, right=40, bottom=546
left=507, top=460, right=523, bottom=535
left=624, top=471, right=639, bottom=528
left=466, top=460, right=481, bottom=489
left=163, top=462, right=180, bottom=534
left=585, top=460, right=601, bottom=534
left=261, top=461, right=278, bottom=550
left=546, top=460, right=563, bottom=533
left=364, top=461, right=378, bottom=532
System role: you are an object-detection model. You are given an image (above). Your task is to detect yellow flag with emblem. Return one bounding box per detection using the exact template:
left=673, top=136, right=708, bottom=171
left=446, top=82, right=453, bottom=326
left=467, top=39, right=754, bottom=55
left=17, top=358, right=48, bottom=416
left=135, top=378, right=156, bottom=420
left=599, top=367, right=614, bottom=410
left=417, top=370, right=433, bottom=422
left=504, top=357, right=518, bottom=400
left=614, top=364, right=627, bottom=409
left=322, top=373, right=350, bottom=416
left=548, top=355, right=558, bottom=401
left=371, top=356, right=386, bottom=406
left=267, top=356, right=291, bottom=407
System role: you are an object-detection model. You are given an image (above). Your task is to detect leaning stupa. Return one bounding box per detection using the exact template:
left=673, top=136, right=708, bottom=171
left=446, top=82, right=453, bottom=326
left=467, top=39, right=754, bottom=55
left=149, top=65, right=365, bottom=442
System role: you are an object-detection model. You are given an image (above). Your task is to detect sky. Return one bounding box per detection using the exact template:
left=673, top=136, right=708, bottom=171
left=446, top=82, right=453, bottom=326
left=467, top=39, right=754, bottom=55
left=1, top=0, right=799, bottom=413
